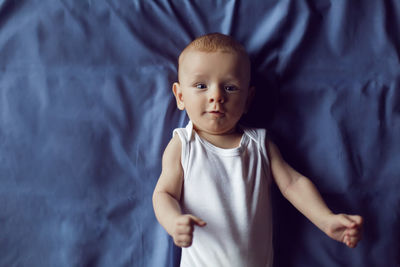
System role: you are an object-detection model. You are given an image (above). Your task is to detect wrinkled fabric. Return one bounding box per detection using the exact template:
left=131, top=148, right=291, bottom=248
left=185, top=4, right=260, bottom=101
left=0, top=0, right=398, bottom=266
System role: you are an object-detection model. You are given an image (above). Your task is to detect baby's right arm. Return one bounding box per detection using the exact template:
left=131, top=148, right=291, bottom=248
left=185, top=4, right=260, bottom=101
left=152, top=135, right=206, bottom=247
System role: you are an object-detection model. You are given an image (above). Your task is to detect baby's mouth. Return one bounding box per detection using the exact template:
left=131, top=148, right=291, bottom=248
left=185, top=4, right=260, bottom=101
left=208, top=110, right=225, bottom=117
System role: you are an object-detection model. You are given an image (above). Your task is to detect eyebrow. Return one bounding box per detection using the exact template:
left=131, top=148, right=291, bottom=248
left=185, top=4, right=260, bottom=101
left=190, top=73, right=207, bottom=78
left=185, top=74, right=208, bottom=82
left=186, top=74, right=243, bottom=84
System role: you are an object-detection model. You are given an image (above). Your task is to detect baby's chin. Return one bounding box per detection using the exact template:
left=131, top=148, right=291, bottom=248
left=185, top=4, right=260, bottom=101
left=193, top=123, right=240, bottom=136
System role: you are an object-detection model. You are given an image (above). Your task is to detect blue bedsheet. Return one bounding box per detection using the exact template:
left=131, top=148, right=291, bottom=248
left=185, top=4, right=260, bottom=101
left=0, top=0, right=399, bottom=266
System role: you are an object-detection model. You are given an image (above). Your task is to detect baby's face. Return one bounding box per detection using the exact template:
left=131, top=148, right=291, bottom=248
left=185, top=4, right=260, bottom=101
left=173, top=49, right=252, bottom=135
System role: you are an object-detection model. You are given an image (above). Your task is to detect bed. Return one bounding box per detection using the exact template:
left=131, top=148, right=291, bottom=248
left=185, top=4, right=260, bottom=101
left=0, top=0, right=399, bottom=266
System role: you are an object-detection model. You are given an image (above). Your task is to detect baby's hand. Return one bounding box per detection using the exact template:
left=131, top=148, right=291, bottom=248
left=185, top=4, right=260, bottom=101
left=324, top=214, right=363, bottom=248
left=172, top=214, right=206, bottom=247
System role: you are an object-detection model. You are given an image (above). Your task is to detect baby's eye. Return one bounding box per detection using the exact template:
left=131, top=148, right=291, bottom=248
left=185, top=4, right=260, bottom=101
left=195, top=83, right=207, bottom=89
left=224, top=85, right=238, bottom=92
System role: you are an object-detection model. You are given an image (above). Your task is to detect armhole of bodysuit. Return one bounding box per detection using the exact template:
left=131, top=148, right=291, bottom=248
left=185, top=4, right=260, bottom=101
left=258, top=129, right=272, bottom=185
left=173, top=128, right=189, bottom=175
left=259, top=129, right=269, bottom=164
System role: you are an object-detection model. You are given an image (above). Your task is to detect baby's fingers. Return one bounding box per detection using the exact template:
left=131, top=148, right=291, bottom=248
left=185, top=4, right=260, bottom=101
left=177, top=214, right=206, bottom=226
left=345, top=228, right=360, bottom=237
left=344, top=228, right=362, bottom=248
left=347, top=215, right=363, bottom=228
left=186, top=215, right=207, bottom=227
left=344, top=234, right=361, bottom=248
left=175, top=233, right=194, bottom=247
left=173, top=214, right=206, bottom=248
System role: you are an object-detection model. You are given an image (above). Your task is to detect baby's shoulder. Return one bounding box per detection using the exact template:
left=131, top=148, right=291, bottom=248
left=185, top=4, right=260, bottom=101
left=172, top=122, right=193, bottom=144
left=162, top=135, right=182, bottom=165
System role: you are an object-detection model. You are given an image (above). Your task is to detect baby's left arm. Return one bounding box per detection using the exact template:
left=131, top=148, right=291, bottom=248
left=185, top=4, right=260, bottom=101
left=266, top=139, right=363, bottom=248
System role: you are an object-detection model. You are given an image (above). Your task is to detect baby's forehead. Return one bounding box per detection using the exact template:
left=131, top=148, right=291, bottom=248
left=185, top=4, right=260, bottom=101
left=178, top=48, right=251, bottom=84
left=178, top=48, right=250, bottom=75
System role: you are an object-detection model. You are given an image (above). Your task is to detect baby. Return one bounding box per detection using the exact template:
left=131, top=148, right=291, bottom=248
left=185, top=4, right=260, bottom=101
left=153, top=33, right=363, bottom=267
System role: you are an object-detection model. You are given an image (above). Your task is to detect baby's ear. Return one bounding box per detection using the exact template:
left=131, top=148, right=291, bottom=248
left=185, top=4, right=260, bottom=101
left=172, top=82, right=185, bottom=110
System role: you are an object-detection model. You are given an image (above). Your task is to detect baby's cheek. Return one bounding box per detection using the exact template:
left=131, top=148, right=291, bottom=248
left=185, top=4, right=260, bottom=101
left=231, top=100, right=247, bottom=114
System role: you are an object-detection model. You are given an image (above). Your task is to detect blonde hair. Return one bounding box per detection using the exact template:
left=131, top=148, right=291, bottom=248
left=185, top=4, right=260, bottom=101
left=181, top=33, right=247, bottom=55
left=178, top=33, right=251, bottom=81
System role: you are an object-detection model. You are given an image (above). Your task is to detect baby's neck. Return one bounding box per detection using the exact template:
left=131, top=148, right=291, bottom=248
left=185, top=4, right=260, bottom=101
left=194, top=127, right=243, bottom=149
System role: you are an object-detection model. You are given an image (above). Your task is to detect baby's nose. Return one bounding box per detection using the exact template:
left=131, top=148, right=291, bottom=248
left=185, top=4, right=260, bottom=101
left=209, top=87, right=225, bottom=103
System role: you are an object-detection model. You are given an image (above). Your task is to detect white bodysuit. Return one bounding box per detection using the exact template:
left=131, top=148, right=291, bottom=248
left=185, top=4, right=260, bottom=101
left=174, top=121, right=273, bottom=267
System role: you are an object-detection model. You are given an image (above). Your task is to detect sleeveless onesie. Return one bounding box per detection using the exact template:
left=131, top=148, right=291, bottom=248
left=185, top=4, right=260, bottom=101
left=174, top=121, right=273, bottom=267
